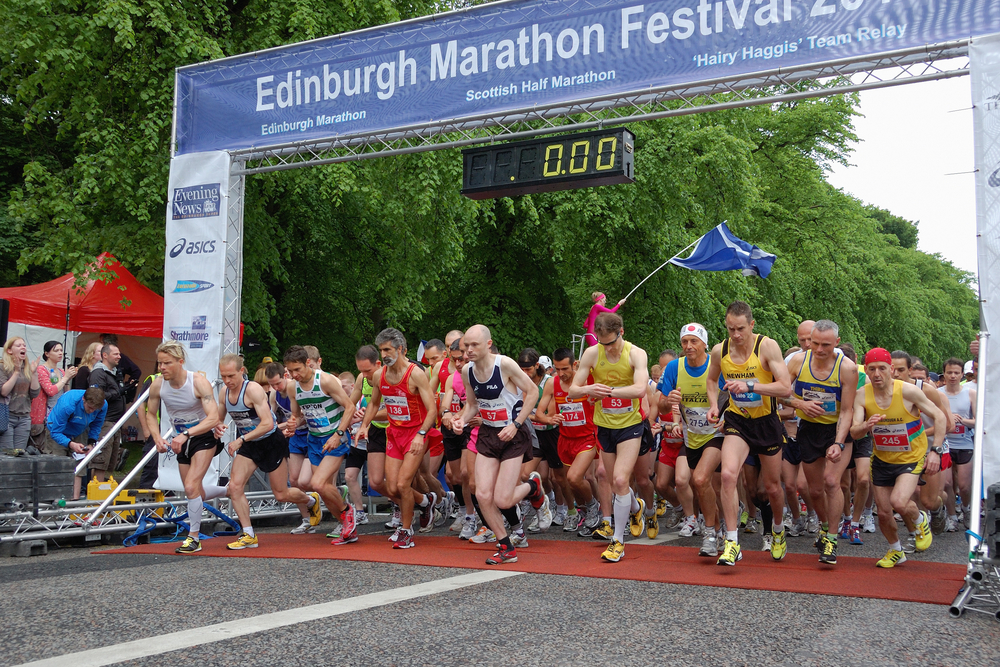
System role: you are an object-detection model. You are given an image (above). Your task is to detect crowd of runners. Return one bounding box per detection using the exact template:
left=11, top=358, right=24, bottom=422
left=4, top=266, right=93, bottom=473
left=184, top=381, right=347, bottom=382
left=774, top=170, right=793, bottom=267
left=147, top=300, right=979, bottom=569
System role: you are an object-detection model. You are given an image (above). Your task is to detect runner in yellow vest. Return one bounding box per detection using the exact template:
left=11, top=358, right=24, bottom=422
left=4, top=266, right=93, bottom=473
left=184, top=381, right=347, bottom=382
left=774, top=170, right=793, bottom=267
left=570, top=311, right=650, bottom=563
left=850, top=347, right=945, bottom=568
left=785, top=320, right=858, bottom=566
left=707, top=301, right=791, bottom=566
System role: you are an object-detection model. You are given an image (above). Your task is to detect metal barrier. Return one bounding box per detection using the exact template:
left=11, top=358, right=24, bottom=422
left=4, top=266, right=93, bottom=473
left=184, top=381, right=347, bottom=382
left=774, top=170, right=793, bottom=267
left=74, top=386, right=151, bottom=475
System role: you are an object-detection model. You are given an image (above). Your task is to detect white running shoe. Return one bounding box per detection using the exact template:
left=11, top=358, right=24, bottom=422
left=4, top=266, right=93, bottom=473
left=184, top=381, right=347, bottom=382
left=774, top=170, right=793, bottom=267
left=470, top=525, right=496, bottom=543
left=862, top=512, right=877, bottom=534
left=385, top=505, right=401, bottom=530
left=511, top=529, right=529, bottom=549
left=553, top=504, right=568, bottom=526
left=788, top=515, right=807, bottom=537
left=563, top=512, right=581, bottom=532
left=290, top=518, right=316, bottom=534
left=761, top=532, right=773, bottom=551
left=535, top=495, right=554, bottom=531
left=450, top=512, right=466, bottom=532
left=459, top=515, right=478, bottom=540
left=527, top=512, right=541, bottom=533
left=699, top=530, right=718, bottom=557
left=807, top=511, right=819, bottom=534
left=678, top=515, right=698, bottom=537
left=355, top=510, right=369, bottom=525
left=388, top=527, right=402, bottom=542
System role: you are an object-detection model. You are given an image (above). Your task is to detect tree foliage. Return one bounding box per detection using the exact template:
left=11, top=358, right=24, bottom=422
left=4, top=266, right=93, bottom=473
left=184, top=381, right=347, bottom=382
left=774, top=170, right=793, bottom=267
left=0, top=0, right=978, bottom=373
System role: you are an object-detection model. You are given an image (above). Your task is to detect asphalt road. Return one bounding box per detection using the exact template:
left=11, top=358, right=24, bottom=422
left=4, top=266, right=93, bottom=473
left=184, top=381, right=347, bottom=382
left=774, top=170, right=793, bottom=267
left=3, top=512, right=999, bottom=667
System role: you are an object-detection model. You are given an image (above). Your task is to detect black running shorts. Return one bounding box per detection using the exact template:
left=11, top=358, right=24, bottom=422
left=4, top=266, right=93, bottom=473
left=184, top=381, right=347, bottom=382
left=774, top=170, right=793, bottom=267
left=797, top=420, right=838, bottom=464
left=722, top=411, right=783, bottom=457
left=236, top=430, right=289, bottom=473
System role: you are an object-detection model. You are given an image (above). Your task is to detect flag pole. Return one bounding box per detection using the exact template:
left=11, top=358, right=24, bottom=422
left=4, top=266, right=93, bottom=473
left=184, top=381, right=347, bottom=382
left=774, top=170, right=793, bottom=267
left=622, top=237, right=701, bottom=302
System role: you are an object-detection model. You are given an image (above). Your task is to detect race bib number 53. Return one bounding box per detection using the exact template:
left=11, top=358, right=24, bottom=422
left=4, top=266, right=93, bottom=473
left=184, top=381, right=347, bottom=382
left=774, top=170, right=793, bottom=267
left=601, top=397, right=633, bottom=415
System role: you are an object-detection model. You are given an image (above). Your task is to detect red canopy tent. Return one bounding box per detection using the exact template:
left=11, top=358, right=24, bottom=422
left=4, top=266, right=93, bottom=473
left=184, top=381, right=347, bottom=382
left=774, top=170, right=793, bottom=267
left=0, top=252, right=162, bottom=337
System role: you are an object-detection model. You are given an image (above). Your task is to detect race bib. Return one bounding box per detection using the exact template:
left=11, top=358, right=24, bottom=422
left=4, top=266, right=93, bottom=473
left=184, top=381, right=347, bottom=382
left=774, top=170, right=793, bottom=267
left=172, top=419, right=200, bottom=431
left=803, top=389, right=837, bottom=414
left=683, top=406, right=715, bottom=435
left=558, top=401, right=586, bottom=428
left=383, top=395, right=412, bottom=422
left=300, top=404, right=331, bottom=430
left=952, top=422, right=966, bottom=435
left=451, top=395, right=463, bottom=413
left=732, top=391, right=762, bottom=408
left=478, top=397, right=511, bottom=427
left=601, top=396, right=634, bottom=415
left=872, top=422, right=910, bottom=452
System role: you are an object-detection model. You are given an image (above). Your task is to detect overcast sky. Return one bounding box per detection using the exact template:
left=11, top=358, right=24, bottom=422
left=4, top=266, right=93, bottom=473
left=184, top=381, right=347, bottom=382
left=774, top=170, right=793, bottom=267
left=826, top=75, right=978, bottom=278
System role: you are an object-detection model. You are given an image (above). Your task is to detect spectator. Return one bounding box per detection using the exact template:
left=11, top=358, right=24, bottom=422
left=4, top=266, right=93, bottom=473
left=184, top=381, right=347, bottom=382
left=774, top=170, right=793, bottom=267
left=99, top=334, right=140, bottom=401
left=72, top=342, right=102, bottom=390
left=582, top=291, right=626, bottom=347
left=88, top=343, right=126, bottom=481
left=30, top=341, right=78, bottom=448
left=1, top=336, right=41, bottom=451
left=43, top=387, right=107, bottom=499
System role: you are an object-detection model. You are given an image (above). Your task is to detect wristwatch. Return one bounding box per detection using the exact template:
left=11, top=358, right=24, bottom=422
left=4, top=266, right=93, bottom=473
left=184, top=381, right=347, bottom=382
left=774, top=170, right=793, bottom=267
left=417, top=429, right=428, bottom=436
left=335, top=429, right=345, bottom=437
left=835, top=442, right=845, bottom=451
left=746, top=380, right=756, bottom=394
left=931, top=445, right=945, bottom=455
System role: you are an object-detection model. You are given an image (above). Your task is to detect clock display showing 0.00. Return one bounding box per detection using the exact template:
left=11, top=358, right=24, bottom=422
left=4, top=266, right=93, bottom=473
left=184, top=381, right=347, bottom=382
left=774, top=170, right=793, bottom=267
left=461, top=128, right=635, bottom=200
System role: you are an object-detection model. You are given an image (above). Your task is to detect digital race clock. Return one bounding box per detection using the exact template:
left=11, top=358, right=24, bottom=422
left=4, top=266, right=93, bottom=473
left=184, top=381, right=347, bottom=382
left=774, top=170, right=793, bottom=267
left=461, top=128, right=635, bottom=200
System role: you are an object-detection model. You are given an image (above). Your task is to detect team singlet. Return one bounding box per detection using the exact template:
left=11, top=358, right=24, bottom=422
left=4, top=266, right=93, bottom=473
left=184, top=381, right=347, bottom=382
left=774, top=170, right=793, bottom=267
left=379, top=363, right=428, bottom=430
left=159, top=370, right=206, bottom=432
left=468, top=356, right=523, bottom=428
left=793, top=350, right=844, bottom=425
left=295, top=370, right=345, bottom=438
left=721, top=334, right=776, bottom=419
left=553, top=374, right=595, bottom=439
left=945, top=384, right=974, bottom=451
left=529, top=375, right=558, bottom=431
left=864, top=380, right=928, bottom=465
left=676, top=359, right=718, bottom=450
left=592, top=341, right=641, bottom=429
left=227, top=380, right=277, bottom=440
left=361, top=376, right=388, bottom=429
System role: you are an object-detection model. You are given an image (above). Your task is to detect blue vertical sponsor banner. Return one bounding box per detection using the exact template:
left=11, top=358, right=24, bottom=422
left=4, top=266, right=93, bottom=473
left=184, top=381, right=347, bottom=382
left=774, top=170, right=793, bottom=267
left=972, top=33, right=1000, bottom=488
left=163, top=151, right=230, bottom=378
left=175, top=0, right=999, bottom=154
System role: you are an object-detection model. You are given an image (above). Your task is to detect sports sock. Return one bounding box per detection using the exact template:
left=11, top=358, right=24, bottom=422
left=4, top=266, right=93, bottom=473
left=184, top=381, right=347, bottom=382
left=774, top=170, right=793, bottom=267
left=499, top=535, right=512, bottom=549
left=418, top=494, right=429, bottom=508
left=188, top=496, right=203, bottom=535
left=242, top=526, right=255, bottom=537
left=760, top=502, right=773, bottom=530
left=526, top=478, right=539, bottom=499
left=629, top=490, right=640, bottom=514
left=613, top=494, right=631, bottom=542
left=889, top=540, right=902, bottom=551
left=203, top=484, right=228, bottom=500
left=726, top=530, right=738, bottom=541
left=851, top=521, right=860, bottom=528
left=644, top=504, right=655, bottom=517
left=306, top=495, right=316, bottom=508
left=501, top=505, right=521, bottom=531
left=471, top=496, right=488, bottom=526
left=453, top=484, right=463, bottom=504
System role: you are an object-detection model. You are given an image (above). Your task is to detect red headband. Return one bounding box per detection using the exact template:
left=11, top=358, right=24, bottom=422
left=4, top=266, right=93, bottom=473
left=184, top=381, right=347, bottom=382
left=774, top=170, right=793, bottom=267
left=864, top=348, right=892, bottom=366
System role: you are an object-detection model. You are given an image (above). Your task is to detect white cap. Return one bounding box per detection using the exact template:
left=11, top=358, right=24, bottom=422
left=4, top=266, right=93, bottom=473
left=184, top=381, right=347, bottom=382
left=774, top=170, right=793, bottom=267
left=538, top=355, right=553, bottom=370
left=680, top=323, right=709, bottom=346
left=964, top=360, right=974, bottom=375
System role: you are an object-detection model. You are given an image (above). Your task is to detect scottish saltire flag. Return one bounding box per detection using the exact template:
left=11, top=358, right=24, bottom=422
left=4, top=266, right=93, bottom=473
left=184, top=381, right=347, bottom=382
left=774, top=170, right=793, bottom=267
left=669, top=222, right=776, bottom=278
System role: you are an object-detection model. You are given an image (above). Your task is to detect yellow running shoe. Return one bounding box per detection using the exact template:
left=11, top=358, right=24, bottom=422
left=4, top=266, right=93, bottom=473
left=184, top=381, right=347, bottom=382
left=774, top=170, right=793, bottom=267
left=601, top=539, right=625, bottom=562
left=914, top=511, right=932, bottom=552
left=227, top=531, right=259, bottom=550
left=645, top=514, right=659, bottom=539
left=592, top=519, right=614, bottom=541
left=770, top=528, right=787, bottom=561
left=717, top=539, right=741, bottom=566
left=629, top=498, right=646, bottom=538
left=307, top=492, right=322, bottom=526
left=175, top=536, right=201, bottom=554
left=876, top=548, right=907, bottom=568
left=655, top=498, right=667, bottom=517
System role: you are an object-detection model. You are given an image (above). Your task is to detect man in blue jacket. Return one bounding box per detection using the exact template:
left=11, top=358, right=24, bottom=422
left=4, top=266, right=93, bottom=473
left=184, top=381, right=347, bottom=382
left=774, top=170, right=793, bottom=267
left=42, top=387, right=107, bottom=456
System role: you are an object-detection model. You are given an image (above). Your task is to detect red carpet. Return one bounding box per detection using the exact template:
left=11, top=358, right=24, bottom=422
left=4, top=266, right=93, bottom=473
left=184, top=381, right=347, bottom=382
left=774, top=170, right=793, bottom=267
left=100, top=534, right=965, bottom=606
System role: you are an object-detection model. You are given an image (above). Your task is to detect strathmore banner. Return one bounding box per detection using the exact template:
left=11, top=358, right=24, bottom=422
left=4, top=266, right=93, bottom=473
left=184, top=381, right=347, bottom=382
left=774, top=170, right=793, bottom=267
left=972, top=33, right=1000, bottom=488
left=163, top=151, right=230, bottom=378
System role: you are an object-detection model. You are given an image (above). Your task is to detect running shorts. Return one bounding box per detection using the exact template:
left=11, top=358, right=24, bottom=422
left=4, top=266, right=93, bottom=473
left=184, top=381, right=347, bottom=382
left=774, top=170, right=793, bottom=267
left=951, top=449, right=973, bottom=466
left=557, top=431, right=598, bottom=466
left=345, top=445, right=368, bottom=470
left=782, top=436, right=801, bottom=466
left=176, top=432, right=224, bottom=465
left=871, top=455, right=926, bottom=487
left=596, top=422, right=644, bottom=455
left=442, top=426, right=470, bottom=462
left=307, top=433, right=349, bottom=466
left=682, top=438, right=723, bottom=473
left=723, top=412, right=783, bottom=457
left=658, top=442, right=680, bottom=468
left=288, top=432, right=309, bottom=456
left=367, top=425, right=387, bottom=454
left=386, top=424, right=423, bottom=461
left=535, top=428, right=562, bottom=469
left=427, top=428, right=444, bottom=458
left=797, top=420, right=838, bottom=464
left=477, top=422, right=533, bottom=462
left=237, top=430, right=289, bottom=474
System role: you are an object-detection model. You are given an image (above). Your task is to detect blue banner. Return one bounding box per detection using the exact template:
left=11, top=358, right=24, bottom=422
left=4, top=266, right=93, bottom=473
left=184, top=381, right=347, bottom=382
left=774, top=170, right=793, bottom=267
left=175, top=0, right=999, bottom=154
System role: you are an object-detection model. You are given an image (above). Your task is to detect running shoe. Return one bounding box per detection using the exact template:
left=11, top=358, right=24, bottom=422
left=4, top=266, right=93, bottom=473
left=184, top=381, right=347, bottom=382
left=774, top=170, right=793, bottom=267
left=175, top=536, right=201, bottom=554
left=356, top=510, right=369, bottom=525
left=511, top=529, right=529, bottom=549
left=770, top=528, right=787, bottom=561
left=717, top=539, right=741, bottom=566
left=526, top=512, right=541, bottom=534
left=818, top=535, right=837, bottom=564
left=459, top=515, right=478, bottom=540
left=945, top=516, right=958, bottom=533
left=592, top=519, right=614, bottom=541
left=470, top=526, right=497, bottom=543
left=418, top=492, right=438, bottom=533
left=962, top=505, right=971, bottom=529
left=563, top=512, right=581, bottom=532
left=629, top=498, right=646, bottom=538
left=392, top=529, right=415, bottom=549
left=435, top=492, right=455, bottom=528
left=876, top=549, right=907, bottom=568
left=583, top=500, right=601, bottom=529
left=930, top=504, right=947, bottom=535
left=535, top=494, right=554, bottom=531
left=339, top=484, right=350, bottom=501
left=849, top=525, right=863, bottom=545
left=553, top=504, right=568, bottom=527
left=227, top=531, right=258, bottom=550
left=331, top=530, right=358, bottom=546
left=291, top=518, right=317, bottom=535
left=744, top=517, right=759, bottom=534
left=528, top=471, right=546, bottom=509
left=761, top=532, right=773, bottom=552
left=807, top=511, right=819, bottom=534
left=328, top=523, right=343, bottom=539
left=645, top=514, right=659, bottom=539
left=838, top=518, right=851, bottom=541
left=862, top=512, right=876, bottom=534
left=788, top=515, right=807, bottom=537
left=678, top=515, right=698, bottom=537
left=656, top=498, right=668, bottom=517
left=450, top=512, right=466, bottom=532
left=307, top=492, right=323, bottom=526
left=340, top=504, right=357, bottom=537
left=902, top=532, right=916, bottom=554
left=915, top=510, right=932, bottom=552
left=699, top=530, right=718, bottom=557
left=738, top=503, right=749, bottom=529
left=486, top=543, right=517, bottom=565
left=385, top=504, right=401, bottom=530
left=601, top=539, right=625, bottom=562
left=782, top=507, right=793, bottom=530
left=387, top=527, right=402, bottom=542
